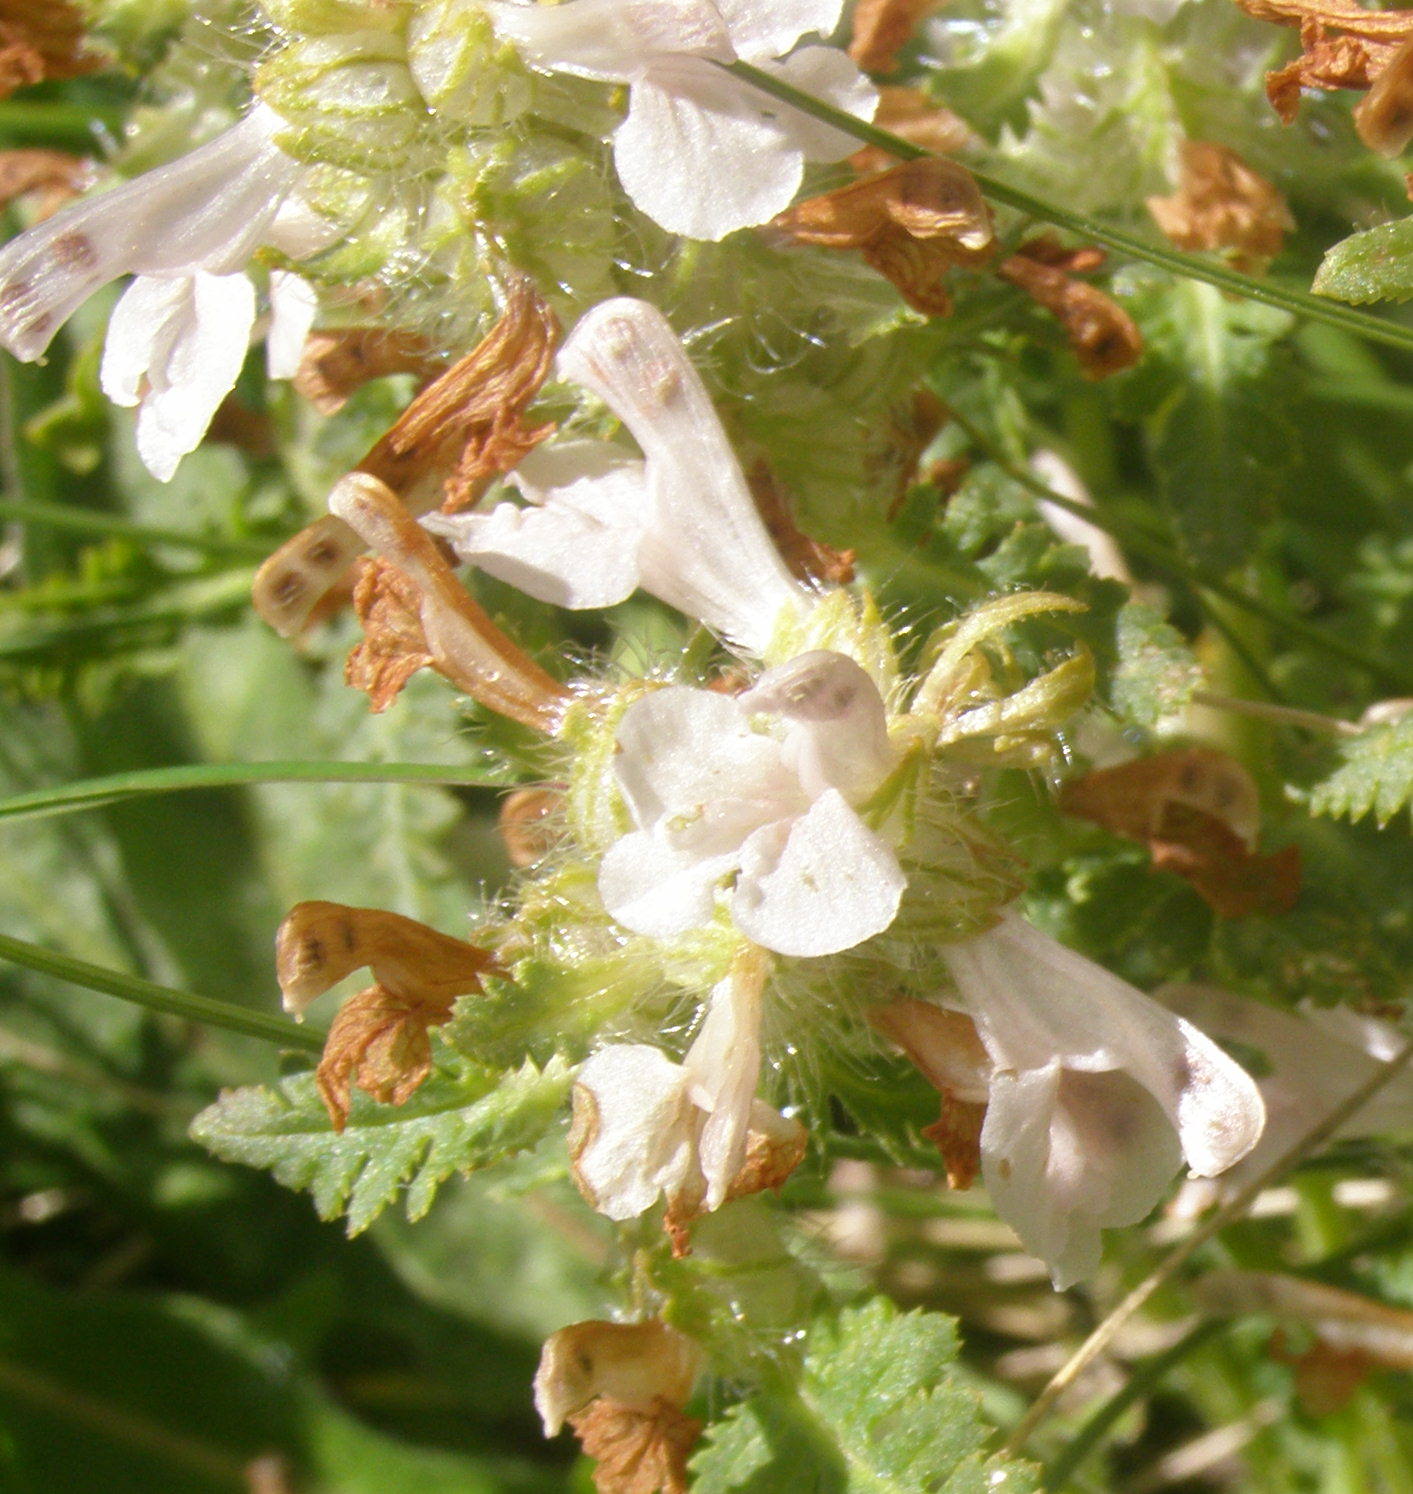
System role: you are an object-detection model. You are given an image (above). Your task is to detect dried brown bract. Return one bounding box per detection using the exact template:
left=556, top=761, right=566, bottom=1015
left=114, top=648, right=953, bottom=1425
left=747, top=458, right=855, bottom=585
left=849, top=86, right=976, bottom=172
left=1233, top=0, right=1413, bottom=138
left=275, top=900, right=497, bottom=1129
left=849, top=0, right=943, bottom=74
left=998, top=243, right=1143, bottom=379
left=1062, top=748, right=1302, bottom=917
left=0, top=148, right=89, bottom=218
left=252, top=280, right=559, bottom=638
left=772, top=158, right=993, bottom=317
left=569, top=1400, right=703, bottom=1494
left=1146, top=141, right=1294, bottom=271
left=334, top=472, right=570, bottom=730
left=0, top=0, right=103, bottom=97
left=293, top=326, right=443, bottom=414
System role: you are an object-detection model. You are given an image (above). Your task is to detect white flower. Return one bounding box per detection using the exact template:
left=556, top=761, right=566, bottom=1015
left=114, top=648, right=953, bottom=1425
left=937, top=916, right=1266, bottom=1287
left=484, top=0, right=876, bottom=239
left=572, top=949, right=779, bottom=1217
left=1161, top=984, right=1413, bottom=1210
left=429, top=297, right=805, bottom=652
left=0, top=105, right=316, bottom=479
left=597, top=650, right=905, bottom=957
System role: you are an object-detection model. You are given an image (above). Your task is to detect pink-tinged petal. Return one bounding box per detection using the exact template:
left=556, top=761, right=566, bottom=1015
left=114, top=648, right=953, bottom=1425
left=101, top=271, right=256, bottom=482
left=429, top=457, right=650, bottom=609
left=683, top=953, right=767, bottom=1207
left=733, top=788, right=905, bottom=956
left=484, top=0, right=732, bottom=81
left=614, top=59, right=807, bottom=239
left=942, top=916, right=1266, bottom=1178
left=759, top=46, right=879, bottom=160
left=597, top=831, right=738, bottom=938
left=0, top=105, right=301, bottom=362
left=714, top=0, right=847, bottom=60
left=739, top=650, right=895, bottom=800
left=558, top=300, right=802, bottom=647
left=572, top=1045, right=697, bottom=1219
left=612, top=684, right=796, bottom=830
left=265, top=269, right=318, bottom=379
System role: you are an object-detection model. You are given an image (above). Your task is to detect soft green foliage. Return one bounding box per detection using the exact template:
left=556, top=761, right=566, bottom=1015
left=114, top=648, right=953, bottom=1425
left=1107, top=600, right=1201, bottom=726
left=1308, top=716, right=1413, bottom=829
left=191, top=1054, right=572, bottom=1234
left=1315, top=219, right=1413, bottom=305
left=691, top=1300, right=1037, bottom=1494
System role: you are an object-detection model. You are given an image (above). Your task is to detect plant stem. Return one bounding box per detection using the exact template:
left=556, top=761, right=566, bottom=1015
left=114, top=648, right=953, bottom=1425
left=723, top=61, right=1413, bottom=359
left=0, top=932, right=324, bottom=1053
left=998, top=1037, right=1413, bottom=1460
left=0, top=759, right=514, bottom=823
left=1190, top=690, right=1364, bottom=737
left=0, top=497, right=274, bottom=559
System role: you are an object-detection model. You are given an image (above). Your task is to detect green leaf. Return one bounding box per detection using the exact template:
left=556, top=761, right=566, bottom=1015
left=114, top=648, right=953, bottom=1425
left=1307, top=716, right=1413, bottom=828
left=191, top=1053, right=572, bottom=1235
left=1106, top=600, right=1202, bottom=726
left=690, top=1299, right=1036, bottom=1494
left=1314, top=219, right=1413, bottom=306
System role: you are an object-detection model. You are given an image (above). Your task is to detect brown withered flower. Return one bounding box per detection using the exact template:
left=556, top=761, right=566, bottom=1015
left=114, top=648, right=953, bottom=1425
left=0, top=148, right=89, bottom=219
left=276, top=900, right=498, bottom=1130
left=1234, top=0, right=1413, bottom=150
left=253, top=278, right=559, bottom=638
left=1146, top=141, right=1294, bottom=272
left=997, top=240, right=1143, bottom=379
left=497, top=784, right=565, bottom=868
left=0, top=0, right=103, bottom=98
left=771, top=157, right=994, bottom=317
left=293, top=326, right=443, bottom=414
left=1061, top=747, right=1302, bottom=918
left=849, top=85, right=977, bottom=172
left=535, top=1320, right=703, bottom=1494
left=849, top=0, right=943, bottom=75
left=335, top=472, right=570, bottom=731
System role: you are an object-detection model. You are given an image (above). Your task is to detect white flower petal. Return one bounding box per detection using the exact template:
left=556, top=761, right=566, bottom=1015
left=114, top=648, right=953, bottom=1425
left=733, top=787, right=905, bottom=956
left=265, top=269, right=318, bottom=379
left=572, top=1044, right=697, bottom=1219
left=942, top=916, right=1266, bottom=1178
left=714, top=0, right=846, bottom=60
left=485, top=0, right=732, bottom=80
left=614, top=58, right=808, bottom=239
left=597, top=830, right=738, bottom=938
left=102, top=271, right=256, bottom=482
left=558, top=300, right=801, bottom=646
left=429, top=461, right=650, bottom=608
left=759, top=46, right=879, bottom=161
left=683, top=955, right=766, bottom=1207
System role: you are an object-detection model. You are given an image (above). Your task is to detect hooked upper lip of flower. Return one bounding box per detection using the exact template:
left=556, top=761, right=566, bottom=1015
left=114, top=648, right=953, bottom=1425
left=483, top=0, right=878, bottom=240
left=597, top=650, right=906, bottom=958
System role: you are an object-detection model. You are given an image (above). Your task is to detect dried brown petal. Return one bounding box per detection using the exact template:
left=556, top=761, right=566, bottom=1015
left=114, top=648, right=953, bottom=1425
left=252, top=280, right=559, bottom=638
left=772, top=158, right=994, bottom=317
left=1062, top=749, right=1302, bottom=917
left=0, top=0, right=102, bottom=98
left=498, top=785, right=564, bottom=867
left=1146, top=142, right=1293, bottom=272
left=332, top=472, right=570, bottom=731
left=569, top=1399, right=703, bottom=1494
left=921, top=1093, right=987, bottom=1190
left=0, top=148, right=89, bottom=217
left=276, top=900, right=496, bottom=1129
left=293, top=326, right=442, bottom=415
left=849, top=0, right=943, bottom=74
left=998, top=249, right=1143, bottom=378
left=534, top=1321, right=701, bottom=1437
left=849, top=85, right=976, bottom=172
left=345, top=557, right=433, bottom=712
left=747, top=458, right=855, bottom=585
left=1356, top=34, right=1413, bottom=151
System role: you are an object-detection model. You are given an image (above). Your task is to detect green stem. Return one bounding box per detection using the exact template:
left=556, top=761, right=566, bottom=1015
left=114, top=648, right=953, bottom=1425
left=1039, top=1320, right=1228, bottom=1490
left=723, top=60, right=1413, bottom=358
left=0, top=759, right=513, bottom=824
left=0, top=497, right=274, bottom=559
left=0, top=101, right=127, bottom=148
left=0, top=931, right=323, bottom=1052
